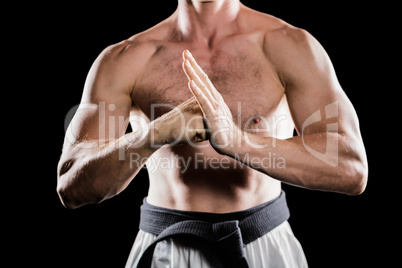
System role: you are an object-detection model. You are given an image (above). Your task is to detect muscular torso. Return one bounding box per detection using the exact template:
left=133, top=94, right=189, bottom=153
left=130, top=18, right=294, bottom=212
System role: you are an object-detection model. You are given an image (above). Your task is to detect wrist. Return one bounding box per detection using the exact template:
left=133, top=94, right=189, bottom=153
left=213, top=127, right=246, bottom=156
left=148, top=119, right=170, bottom=148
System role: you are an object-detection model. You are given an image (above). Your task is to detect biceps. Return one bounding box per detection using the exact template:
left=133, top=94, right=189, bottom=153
left=284, top=51, right=348, bottom=135
left=65, top=99, right=132, bottom=146
left=287, top=84, right=360, bottom=142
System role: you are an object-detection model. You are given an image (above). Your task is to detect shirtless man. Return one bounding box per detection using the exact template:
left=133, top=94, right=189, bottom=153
left=57, top=0, right=368, bottom=267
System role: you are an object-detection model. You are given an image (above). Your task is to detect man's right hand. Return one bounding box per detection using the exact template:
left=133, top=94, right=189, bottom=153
left=150, top=97, right=206, bottom=147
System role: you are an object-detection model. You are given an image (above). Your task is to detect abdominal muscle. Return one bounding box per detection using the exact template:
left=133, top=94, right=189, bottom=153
left=145, top=141, right=282, bottom=213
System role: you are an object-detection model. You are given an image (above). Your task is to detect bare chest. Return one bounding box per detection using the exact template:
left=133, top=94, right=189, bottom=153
left=133, top=40, right=289, bottom=132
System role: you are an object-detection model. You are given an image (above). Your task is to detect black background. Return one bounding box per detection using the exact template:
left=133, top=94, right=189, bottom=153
left=14, top=1, right=395, bottom=267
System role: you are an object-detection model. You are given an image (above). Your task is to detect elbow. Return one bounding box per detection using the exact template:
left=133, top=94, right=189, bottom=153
left=57, top=188, right=77, bottom=209
left=56, top=174, right=101, bottom=209
left=56, top=181, right=105, bottom=209
left=346, top=174, right=367, bottom=196
left=57, top=159, right=81, bottom=209
left=57, top=162, right=83, bottom=209
left=56, top=179, right=83, bottom=209
left=344, top=160, right=368, bottom=196
left=56, top=173, right=109, bottom=209
left=57, top=157, right=105, bottom=209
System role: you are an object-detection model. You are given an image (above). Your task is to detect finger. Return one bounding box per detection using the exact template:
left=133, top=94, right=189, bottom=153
left=184, top=50, right=209, bottom=83
left=184, top=50, right=216, bottom=95
left=184, top=60, right=217, bottom=104
left=188, top=80, right=215, bottom=116
left=183, top=59, right=205, bottom=90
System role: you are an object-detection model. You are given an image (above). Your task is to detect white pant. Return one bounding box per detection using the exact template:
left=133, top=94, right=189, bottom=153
left=126, top=221, right=308, bottom=268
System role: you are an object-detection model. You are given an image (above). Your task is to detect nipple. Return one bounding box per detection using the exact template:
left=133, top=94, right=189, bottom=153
left=253, top=116, right=261, bottom=124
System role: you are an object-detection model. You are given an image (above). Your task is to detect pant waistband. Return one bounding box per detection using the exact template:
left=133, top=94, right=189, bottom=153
left=137, top=191, right=290, bottom=268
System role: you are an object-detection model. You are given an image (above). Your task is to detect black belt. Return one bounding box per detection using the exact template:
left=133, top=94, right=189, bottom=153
left=137, top=191, right=290, bottom=268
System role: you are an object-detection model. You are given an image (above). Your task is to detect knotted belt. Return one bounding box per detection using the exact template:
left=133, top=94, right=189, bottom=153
left=137, top=191, right=290, bottom=268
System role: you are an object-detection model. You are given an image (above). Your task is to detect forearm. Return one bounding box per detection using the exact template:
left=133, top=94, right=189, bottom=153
left=57, top=96, right=203, bottom=208
left=57, top=124, right=160, bottom=209
left=227, top=131, right=367, bottom=195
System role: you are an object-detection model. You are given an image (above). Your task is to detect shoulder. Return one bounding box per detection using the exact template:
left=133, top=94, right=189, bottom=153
left=262, top=24, right=332, bottom=86
left=93, top=35, right=157, bottom=77
left=241, top=6, right=335, bottom=87
left=86, top=21, right=172, bottom=92
left=240, top=6, right=321, bottom=59
left=99, top=18, right=174, bottom=65
left=240, top=4, right=316, bottom=48
left=263, top=24, right=321, bottom=59
left=82, top=24, right=170, bottom=103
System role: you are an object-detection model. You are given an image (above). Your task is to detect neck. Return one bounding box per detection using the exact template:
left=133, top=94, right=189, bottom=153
left=176, top=0, right=241, bottom=45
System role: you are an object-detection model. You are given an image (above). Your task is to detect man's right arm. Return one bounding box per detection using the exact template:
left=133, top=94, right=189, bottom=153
left=57, top=41, right=204, bottom=209
left=56, top=40, right=153, bottom=209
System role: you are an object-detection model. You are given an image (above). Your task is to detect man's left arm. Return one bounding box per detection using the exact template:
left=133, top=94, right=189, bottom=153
left=182, top=27, right=368, bottom=195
